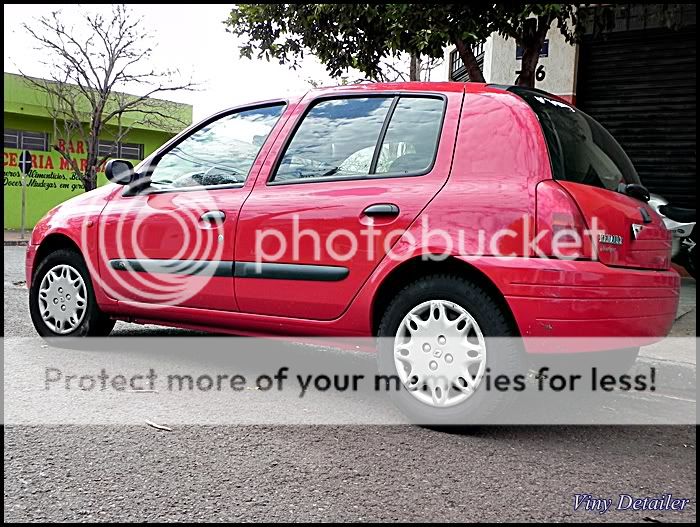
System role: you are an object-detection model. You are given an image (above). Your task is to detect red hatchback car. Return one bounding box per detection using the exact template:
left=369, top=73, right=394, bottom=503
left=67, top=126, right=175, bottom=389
left=27, top=82, right=680, bottom=417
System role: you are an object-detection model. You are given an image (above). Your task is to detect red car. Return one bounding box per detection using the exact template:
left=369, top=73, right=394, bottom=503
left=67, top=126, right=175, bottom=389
left=27, top=82, right=679, bottom=418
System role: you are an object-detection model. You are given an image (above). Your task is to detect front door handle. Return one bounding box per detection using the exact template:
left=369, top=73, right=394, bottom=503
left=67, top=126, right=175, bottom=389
left=362, top=204, right=400, bottom=217
left=200, top=210, right=226, bottom=224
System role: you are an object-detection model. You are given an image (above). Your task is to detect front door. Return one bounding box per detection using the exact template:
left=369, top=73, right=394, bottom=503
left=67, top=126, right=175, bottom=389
left=98, top=102, right=288, bottom=311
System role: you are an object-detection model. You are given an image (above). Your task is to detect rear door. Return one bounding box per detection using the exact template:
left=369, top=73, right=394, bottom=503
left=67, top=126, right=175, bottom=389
left=516, top=89, right=672, bottom=270
left=233, top=90, right=463, bottom=320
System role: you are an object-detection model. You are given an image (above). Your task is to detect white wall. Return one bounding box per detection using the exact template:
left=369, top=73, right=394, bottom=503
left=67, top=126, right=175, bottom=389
left=486, top=25, right=578, bottom=102
left=443, top=19, right=579, bottom=103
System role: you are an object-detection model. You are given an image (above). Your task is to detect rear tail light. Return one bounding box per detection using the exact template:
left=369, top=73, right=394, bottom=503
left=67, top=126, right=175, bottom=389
left=536, top=181, right=594, bottom=260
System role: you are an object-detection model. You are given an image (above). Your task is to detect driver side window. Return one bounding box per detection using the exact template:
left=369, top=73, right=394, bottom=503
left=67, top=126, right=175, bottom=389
left=150, top=104, right=285, bottom=190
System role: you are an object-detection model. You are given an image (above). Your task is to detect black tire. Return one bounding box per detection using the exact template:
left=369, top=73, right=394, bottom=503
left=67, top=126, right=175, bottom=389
left=377, top=274, right=525, bottom=425
left=29, top=248, right=116, bottom=337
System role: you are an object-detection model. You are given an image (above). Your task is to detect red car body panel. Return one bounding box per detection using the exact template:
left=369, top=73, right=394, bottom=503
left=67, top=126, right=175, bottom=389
left=233, top=87, right=463, bottom=320
left=26, top=82, right=681, bottom=351
left=26, top=183, right=122, bottom=309
left=558, top=181, right=672, bottom=270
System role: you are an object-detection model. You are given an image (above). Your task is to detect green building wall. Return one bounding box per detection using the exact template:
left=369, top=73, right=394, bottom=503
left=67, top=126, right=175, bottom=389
left=3, top=73, right=192, bottom=229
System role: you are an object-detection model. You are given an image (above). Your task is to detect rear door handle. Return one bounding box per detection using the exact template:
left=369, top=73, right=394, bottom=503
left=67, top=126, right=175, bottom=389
left=362, top=204, right=400, bottom=217
left=200, top=210, right=226, bottom=224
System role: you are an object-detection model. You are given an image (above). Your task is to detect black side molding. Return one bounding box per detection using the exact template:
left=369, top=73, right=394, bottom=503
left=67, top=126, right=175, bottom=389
left=234, top=262, right=349, bottom=282
left=109, top=259, right=349, bottom=282
left=109, top=259, right=233, bottom=277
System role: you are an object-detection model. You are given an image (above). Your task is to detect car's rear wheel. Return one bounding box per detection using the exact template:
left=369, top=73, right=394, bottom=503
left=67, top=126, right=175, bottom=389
left=377, top=274, right=525, bottom=425
left=29, top=249, right=115, bottom=337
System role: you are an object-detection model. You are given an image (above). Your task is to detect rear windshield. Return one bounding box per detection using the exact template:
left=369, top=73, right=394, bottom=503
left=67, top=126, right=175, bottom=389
left=511, top=88, right=641, bottom=190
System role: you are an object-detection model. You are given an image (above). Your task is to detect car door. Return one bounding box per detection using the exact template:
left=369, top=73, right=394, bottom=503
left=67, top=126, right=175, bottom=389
left=234, top=89, right=463, bottom=320
left=98, top=102, right=288, bottom=311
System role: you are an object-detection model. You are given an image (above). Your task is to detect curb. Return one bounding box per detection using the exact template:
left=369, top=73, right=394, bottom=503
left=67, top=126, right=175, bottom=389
left=634, top=356, right=696, bottom=394
left=4, top=240, right=28, bottom=247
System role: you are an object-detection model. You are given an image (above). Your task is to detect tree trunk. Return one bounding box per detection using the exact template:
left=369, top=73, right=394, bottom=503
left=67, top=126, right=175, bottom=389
left=516, top=16, right=552, bottom=88
left=454, top=38, right=485, bottom=83
left=84, top=132, right=99, bottom=192
left=518, top=46, right=540, bottom=88
left=409, top=53, right=421, bottom=81
left=84, top=167, right=98, bottom=191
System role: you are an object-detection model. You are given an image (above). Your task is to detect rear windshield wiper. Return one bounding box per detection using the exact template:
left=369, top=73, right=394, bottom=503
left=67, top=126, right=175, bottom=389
left=617, top=183, right=650, bottom=203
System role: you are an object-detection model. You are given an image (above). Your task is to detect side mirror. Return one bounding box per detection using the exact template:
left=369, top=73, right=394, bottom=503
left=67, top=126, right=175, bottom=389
left=105, top=159, right=134, bottom=185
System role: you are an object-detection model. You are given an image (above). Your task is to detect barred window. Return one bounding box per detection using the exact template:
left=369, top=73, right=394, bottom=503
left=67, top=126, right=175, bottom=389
left=449, top=42, right=485, bottom=82
left=4, top=129, right=19, bottom=149
left=119, top=143, right=143, bottom=160
left=97, top=140, right=143, bottom=160
left=3, top=129, right=49, bottom=151
left=98, top=140, right=118, bottom=158
left=21, top=131, right=49, bottom=151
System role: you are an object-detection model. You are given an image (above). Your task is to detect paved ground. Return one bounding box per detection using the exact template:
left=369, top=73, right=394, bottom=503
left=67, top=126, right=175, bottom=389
left=4, top=229, right=29, bottom=245
left=3, top=246, right=697, bottom=522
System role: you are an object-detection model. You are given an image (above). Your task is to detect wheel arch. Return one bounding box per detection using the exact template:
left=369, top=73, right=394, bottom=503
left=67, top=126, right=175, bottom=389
left=370, top=255, right=519, bottom=336
left=32, top=233, right=83, bottom=281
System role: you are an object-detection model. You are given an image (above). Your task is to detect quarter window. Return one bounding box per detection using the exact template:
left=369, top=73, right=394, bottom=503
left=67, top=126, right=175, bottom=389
left=272, top=96, right=444, bottom=183
left=149, top=104, right=285, bottom=190
left=374, top=97, right=444, bottom=175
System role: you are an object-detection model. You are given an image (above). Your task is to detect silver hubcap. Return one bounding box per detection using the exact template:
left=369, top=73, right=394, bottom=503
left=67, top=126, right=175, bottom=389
left=394, top=300, right=487, bottom=408
left=38, top=264, right=87, bottom=334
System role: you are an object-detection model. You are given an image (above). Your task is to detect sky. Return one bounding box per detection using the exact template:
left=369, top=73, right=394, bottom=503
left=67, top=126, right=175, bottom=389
left=3, top=4, right=342, bottom=122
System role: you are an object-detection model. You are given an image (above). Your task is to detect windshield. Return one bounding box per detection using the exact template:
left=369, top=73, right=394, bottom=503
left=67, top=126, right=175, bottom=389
left=511, top=88, right=641, bottom=190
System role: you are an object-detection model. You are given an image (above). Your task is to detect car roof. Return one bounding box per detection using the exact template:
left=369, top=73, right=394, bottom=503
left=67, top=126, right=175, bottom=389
left=305, top=81, right=507, bottom=96
left=214, top=82, right=564, bottom=120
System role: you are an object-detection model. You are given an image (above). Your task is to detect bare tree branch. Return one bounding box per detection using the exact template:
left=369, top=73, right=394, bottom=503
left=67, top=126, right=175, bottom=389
left=20, top=4, right=196, bottom=191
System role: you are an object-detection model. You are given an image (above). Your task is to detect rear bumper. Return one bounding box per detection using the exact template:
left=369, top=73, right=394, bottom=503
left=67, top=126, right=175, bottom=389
left=466, top=257, right=680, bottom=352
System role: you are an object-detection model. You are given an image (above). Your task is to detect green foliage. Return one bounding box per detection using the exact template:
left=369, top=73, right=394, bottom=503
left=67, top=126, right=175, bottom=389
left=225, top=4, right=500, bottom=80
left=493, top=4, right=592, bottom=45
left=224, top=4, right=616, bottom=86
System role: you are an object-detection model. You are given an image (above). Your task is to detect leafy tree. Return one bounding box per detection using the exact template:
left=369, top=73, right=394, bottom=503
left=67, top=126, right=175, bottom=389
left=225, top=4, right=611, bottom=87
left=225, top=4, right=496, bottom=84
left=494, top=4, right=580, bottom=87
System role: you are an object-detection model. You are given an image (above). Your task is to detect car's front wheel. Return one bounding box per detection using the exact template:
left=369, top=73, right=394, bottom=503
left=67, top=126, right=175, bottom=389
left=29, top=249, right=115, bottom=337
left=377, top=274, right=525, bottom=425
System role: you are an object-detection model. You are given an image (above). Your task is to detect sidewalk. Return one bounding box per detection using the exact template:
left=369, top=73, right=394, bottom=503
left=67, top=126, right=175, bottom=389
left=4, top=230, right=29, bottom=246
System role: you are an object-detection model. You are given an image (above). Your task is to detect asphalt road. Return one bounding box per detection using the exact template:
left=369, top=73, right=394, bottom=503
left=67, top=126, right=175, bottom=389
left=4, top=246, right=697, bottom=522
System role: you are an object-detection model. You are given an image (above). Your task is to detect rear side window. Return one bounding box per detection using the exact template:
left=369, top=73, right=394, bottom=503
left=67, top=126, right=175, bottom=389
left=513, top=88, right=641, bottom=190
left=272, top=95, right=445, bottom=183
